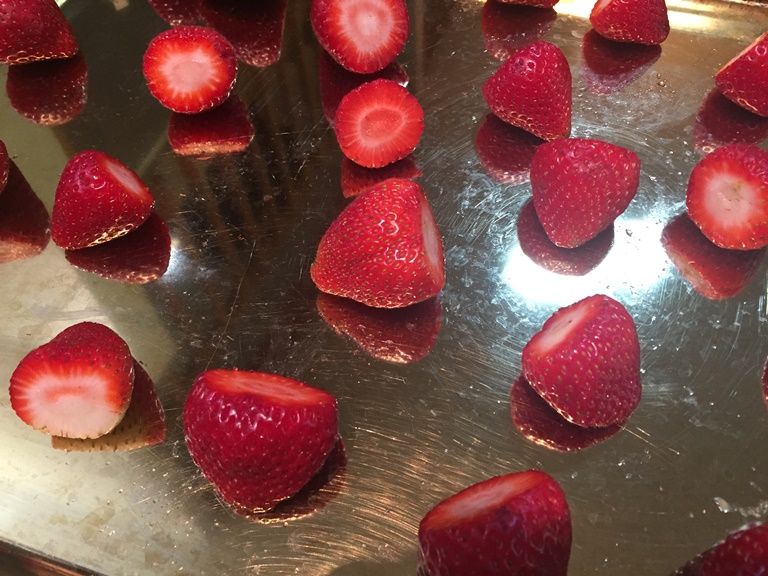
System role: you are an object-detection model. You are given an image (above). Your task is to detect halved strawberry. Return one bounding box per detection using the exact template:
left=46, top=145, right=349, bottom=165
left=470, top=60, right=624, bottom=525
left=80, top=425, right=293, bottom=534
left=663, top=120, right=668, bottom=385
left=482, top=40, right=572, bottom=141
left=143, top=25, right=237, bottom=114
left=183, top=369, right=339, bottom=513
left=531, top=138, right=640, bottom=248
left=0, top=161, right=50, bottom=263
left=581, top=29, right=661, bottom=95
left=674, top=523, right=768, bottom=576
left=481, top=2, right=557, bottom=62
left=310, top=178, right=444, bottom=308
left=0, top=0, right=79, bottom=65
left=340, top=154, right=421, bottom=198
left=694, top=88, right=768, bottom=155
left=9, top=322, right=135, bottom=439
left=51, top=150, right=155, bottom=250
left=334, top=78, right=424, bottom=168
left=147, top=0, right=202, bottom=26
left=686, top=143, right=768, bottom=250
left=522, top=294, right=642, bottom=428
left=0, top=140, right=9, bottom=193
left=589, top=0, right=669, bottom=46
left=311, top=0, right=409, bottom=74
left=168, top=94, right=254, bottom=156
left=475, top=113, right=544, bottom=185
left=418, top=471, right=572, bottom=576
left=716, top=32, right=768, bottom=117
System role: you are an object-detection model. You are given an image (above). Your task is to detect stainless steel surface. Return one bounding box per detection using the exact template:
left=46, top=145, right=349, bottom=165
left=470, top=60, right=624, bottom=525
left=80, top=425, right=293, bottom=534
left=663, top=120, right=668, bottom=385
left=2, top=0, right=768, bottom=574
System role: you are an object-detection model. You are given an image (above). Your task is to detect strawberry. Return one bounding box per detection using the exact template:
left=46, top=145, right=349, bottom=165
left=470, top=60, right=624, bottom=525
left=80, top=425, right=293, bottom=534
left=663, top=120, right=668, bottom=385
left=334, top=78, right=424, bottom=168
left=475, top=113, right=544, bottom=185
left=481, top=2, right=557, bottom=62
left=521, top=294, right=642, bottom=428
left=5, top=53, right=88, bottom=126
left=340, top=154, right=421, bottom=198
left=142, top=25, right=237, bottom=114
left=147, top=0, right=202, bottom=26
left=589, top=0, right=669, bottom=46
left=65, top=211, right=171, bottom=284
left=482, top=40, right=572, bottom=141
left=581, top=29, right=661, bottom=95
left=418, top=470, right=572, bottom=576
left=661, top=211, right=765, bottom=300
left=716, top=32, right=768, bottom=118
left=168, top=94, right=254, bottom=156
left=51, top=150, right=155, bottom=250
left=310, top=178, right=444, bottom=308
left=0, top=161, right=50, bottom=263
left=674, top=523, right=768, bottom=576
left=0, top=0, right=79, bottom=65
left=694, top=88, right=768, bottom=155
left=517, top=199, right=613, bottom=276
left=530, top=138, right=640, bottom=248
left=9, top=322, right=135, bottom=439
left=311, top=0, right=409, bottom=74
left=183, top=369, right=339, bottom=513
left=52, top=360, right=166, bottom=452
left=317, top=293, right=441, bottom=363
left=0, top=139, right=9, bottom=193
left=685, top=143, right=768, bottom=250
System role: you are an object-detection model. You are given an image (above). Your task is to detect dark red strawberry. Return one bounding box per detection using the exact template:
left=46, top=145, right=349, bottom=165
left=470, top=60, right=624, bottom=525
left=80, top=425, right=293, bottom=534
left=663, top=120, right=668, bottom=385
left=589, top=0, right=669, bottom=46
left=481, top=2, right=557, bottom=62
left=686, top=143, right=768, bottom=250
left=5, top=53, right=88, bottom=126
left=418, top=471, right=571, bottom=576
left=581, top=29, right=661, bottom=94
left=335, top=78, right=424, bottom=168
left=318, top=49, right=409, bottom=125
left=52, top=360, right=166, bottom=452
left=51, top=150, right=155, bottom=250
left=522, top=294, right=642, bottom=428
left=65, top=211, right=171, bottom=284
left=662, top=211, right=765, bottom=300
left=682, top=522, right=768, bottom=576
left=510, top=374, right=622, bottom=452
left=694, top=88, right=768, bottom=155
left=0, top=140, right=9, bottom=193
left=310, top=178, right=444, bottom=308
left=340, top=154, right=421, bottom=198
left=475, top=113, right=544, bottom=185
left=482, top=40, right=572, bottom=141
left=9, top=322, right=135, bottom=439
left=147, top=0, right=202, bottom=26
left=716, top=32, right=768, bottom=117
left=143, top=25, right=237, bottom=113
left=0, top=161, right=50, bottom=263
left=311, top=0, right=409, bottom=74
left=183, top=369, right=339, bottom=513
left=517, top=199, right=613, bottom=276
left=200, top=0, right=287, bottom=68
left=168, top=94, right=254, bottom=156
left=0, top=0, right=79, bottom=65
left=531, top=138, right=640, bottom=248
left=317, top=293, right=441, bottom=363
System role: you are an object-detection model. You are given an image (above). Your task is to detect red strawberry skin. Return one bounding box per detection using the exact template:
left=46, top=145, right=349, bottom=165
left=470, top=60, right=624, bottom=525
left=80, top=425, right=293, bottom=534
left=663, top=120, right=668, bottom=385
left=418, top=471, right=572, bottom=576
left=482, top=41, right=572, bottom=141
left=9, top=322, right=135, bottom=439
left=590, top=0, right=669, bottom=46
left=183, top=369, right=339, bottom=513
left=686, top=143, right=768, bottom=250
left=0, top=0, right=79, bottom=65
left=51, top=150, right=155, bottom=250
left=0, top=160, right=50, bottom=263
left=311, top=0, right=409, bottom=74
left=168, top=94, right=254, bottom=156
left=310, top=178, right=445, bottom=308
left=522, top=294, right=642, bottom=428
left=674, top=523, right=768, bottom=576
left=531, top=138, right=640, bottom=248
left=716, top=32, right=768, bottom=118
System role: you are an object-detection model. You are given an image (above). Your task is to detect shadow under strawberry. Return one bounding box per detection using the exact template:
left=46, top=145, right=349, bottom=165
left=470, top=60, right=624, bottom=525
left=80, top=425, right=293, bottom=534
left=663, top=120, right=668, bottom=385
left=0, top=161, right=50, bottom=263
left=693, top=87, right=768, bottom=156
left=340, top=155, right=422, bottom=198
left=581, top=29, right=661, bottom=95
left=481, top=1, right=557, bottom=62
left=475, top=114, right=545, bottom=185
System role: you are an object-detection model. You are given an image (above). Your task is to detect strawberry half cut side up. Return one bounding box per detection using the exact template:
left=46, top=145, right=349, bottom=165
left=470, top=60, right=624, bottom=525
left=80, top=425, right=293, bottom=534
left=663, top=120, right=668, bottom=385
left=418, top=471, right=572, bottom=576
left=522, top=294, right=642, bottom=428
left=311, top=0, right=409, bottom=74
left=310, top=178, right=444, bottom=308
left=685, top=143, right=768, bottom=250
left=9, top=322, right=135, bottom=439
left=168, top=94, right=254, bottom=157
left=716, top=32, right=768, bottom=118
left=143, top=25, right=237, bottom=114
left=589, top=0, right=669, bottom=46
left=335, top=78, right=424, bottom=168
left=0, top=0, right=79, bottom=65
left=0, top=161, right=50, bottom=263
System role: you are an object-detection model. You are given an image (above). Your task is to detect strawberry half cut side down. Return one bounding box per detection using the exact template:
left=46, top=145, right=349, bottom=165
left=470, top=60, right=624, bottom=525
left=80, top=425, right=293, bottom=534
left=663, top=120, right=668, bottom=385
left=716, top=32, right=768, bottom=118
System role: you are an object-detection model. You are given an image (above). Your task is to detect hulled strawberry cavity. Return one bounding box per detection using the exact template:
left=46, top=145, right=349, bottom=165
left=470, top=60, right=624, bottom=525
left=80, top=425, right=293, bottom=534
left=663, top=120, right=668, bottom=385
left=342, top=0, right=396, bottom=53
left=103, top=156, right=146, bottom=198
left=703, top=170, right=759, bottom=228
left=160, top=48, right=220, bottom=95
left=206, top=370, right=330, bottom=407
left=360, top=106, right=404, bottom=141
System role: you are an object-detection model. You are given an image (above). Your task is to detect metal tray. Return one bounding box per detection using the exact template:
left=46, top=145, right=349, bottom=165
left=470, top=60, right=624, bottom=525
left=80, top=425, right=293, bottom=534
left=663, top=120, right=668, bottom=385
left=2, top=0, right=768, bottom=574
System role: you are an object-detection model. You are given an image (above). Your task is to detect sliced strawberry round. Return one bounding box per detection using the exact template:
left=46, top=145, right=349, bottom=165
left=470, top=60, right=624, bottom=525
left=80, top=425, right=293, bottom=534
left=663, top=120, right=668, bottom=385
left=142, top=25, right=237, bottom=114
left=311, top=0, right=409, bottom=74
left=418, top=471, right=572, bottom=576
left=0, top=160, right=50, bottom=263
left=686, top=143, right=768, bottom=250
left=0, top=0, right=79, bottom=65
left=522, top=294, right=642, bottom=428
left=183, top=369, right=339, bottom=513
left=9, top=322, right=135, bottom=439
left=590, top=0, right=669, bottom=46
left=716, top=32, right=768, bottom=118
left=0, top=140, right=9, bottom=194
left=334, top=78, right=424, bottom=168
left=340, top=154, right=421, bottom=198
left=168, top=94, right=254, bottom=156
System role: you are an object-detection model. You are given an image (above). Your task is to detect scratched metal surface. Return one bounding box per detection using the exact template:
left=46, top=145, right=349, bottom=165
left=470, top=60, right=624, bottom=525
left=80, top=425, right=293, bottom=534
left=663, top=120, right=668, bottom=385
left=1, top=0, right=768, bottom=574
